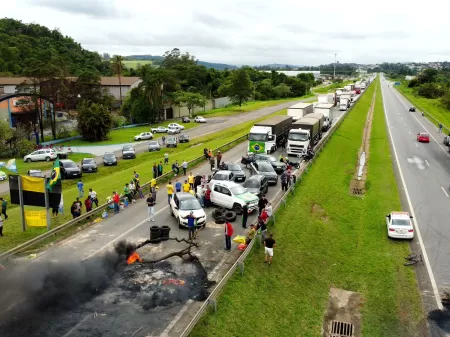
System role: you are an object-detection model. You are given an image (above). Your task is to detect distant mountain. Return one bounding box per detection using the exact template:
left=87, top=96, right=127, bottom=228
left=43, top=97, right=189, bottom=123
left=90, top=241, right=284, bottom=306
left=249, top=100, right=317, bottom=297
left=260, top=63, right=305, bottom=69
left=125, top=55, right=237, bottom=70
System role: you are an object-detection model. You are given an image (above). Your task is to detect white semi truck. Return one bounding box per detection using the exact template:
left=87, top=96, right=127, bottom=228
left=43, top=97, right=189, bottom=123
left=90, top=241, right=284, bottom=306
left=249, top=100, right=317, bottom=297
left=318, top=94, right=335, bottom=105
left=286, top=117, right=322, bottom=156
left=339, top=98, right=349, bottom=111
left=313, top=103, right=334, bottom=131
left=248, top=115, right=293, bottom=154
left=287, top=102, right=314, bottom=122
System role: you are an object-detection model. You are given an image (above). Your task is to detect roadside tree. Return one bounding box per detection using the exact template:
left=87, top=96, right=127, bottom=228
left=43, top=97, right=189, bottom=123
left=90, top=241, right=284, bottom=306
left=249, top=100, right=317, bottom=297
left=175, top=92, right=205, bottom=116
left=77, top=101, right=113, bottom=141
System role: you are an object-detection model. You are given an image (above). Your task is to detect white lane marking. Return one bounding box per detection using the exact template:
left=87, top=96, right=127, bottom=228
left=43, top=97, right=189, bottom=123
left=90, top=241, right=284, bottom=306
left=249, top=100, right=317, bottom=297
left=393, top=90, right=450, bottom=157
left=425, top=160, right=430, bottom=166
left=382, top=82, right=443, bottom=310
left=415, top=143, right=419, bottom=148
left=62, top=314, right=92, bottom=337
left=408, top=131, right=411, bottom=135
left=441, top=187, right=449, bottom=198
left=159, top=299, right=194, bottom=337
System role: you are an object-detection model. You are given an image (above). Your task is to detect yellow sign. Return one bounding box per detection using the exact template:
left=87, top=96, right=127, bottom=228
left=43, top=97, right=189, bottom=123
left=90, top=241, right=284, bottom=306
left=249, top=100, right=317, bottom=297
left=25, top=210, right=47, bottom=227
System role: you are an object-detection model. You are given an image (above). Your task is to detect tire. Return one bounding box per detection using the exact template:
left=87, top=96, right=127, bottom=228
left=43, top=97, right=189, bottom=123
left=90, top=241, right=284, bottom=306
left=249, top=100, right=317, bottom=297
left=45, top=157, right=50, bottom=162
left=212, top=209, right=225, bottom=220
left=225, top=211, right=237, bottom=222
left=232, top=203, right=243, bottom=215
left=26, top=158, right=31, bottom=163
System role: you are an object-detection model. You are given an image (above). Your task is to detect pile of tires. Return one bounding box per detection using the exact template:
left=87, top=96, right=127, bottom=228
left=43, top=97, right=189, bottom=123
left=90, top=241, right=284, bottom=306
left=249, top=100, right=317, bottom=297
left=212, top=208, right=236, bottom=222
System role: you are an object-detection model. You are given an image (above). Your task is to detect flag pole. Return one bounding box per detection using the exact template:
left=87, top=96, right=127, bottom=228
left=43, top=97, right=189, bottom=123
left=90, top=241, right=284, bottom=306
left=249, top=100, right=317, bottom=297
left=44, top=176, right=51, bottom=231
left=17, top=175, right=26, bottom=232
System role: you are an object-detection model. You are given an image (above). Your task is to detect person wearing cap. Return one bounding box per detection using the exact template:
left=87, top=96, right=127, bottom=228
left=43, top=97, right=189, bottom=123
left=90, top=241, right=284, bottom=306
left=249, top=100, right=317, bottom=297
left=216, top=151, right=222, bottom=166
left=186, top=211, right=196, bottom=240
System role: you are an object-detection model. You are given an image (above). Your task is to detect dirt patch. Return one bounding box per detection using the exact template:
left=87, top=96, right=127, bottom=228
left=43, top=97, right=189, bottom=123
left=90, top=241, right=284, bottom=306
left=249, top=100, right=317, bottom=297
left=311, top=203, right=329, bottom=222
left=350, top=90, right=377, bottom=196
left=322, top=287, right=362, bottom=337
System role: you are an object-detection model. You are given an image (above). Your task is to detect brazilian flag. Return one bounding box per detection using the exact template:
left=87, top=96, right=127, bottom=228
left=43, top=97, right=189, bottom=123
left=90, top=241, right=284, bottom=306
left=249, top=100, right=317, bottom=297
left=47, top=158, right=61, bottom=191
left=249, top=141, right=265, bottom=153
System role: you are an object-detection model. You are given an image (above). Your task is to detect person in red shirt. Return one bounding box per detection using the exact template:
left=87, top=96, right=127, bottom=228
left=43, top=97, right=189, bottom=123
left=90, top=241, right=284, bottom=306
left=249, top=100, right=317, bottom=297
left=260, top=209, right=269, bottom=223
left=112, top=191, right=120, bottom=214
left=224, top=221, right=234, bottom=251
left=85, top=197, right=92, bottom=213
left=204, top=185, right=211, bottom=208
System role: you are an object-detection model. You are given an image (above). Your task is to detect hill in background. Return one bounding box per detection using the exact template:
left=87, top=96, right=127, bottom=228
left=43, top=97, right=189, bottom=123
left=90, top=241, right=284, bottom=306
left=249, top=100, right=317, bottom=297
left=125, top=54, right=237, bottom=70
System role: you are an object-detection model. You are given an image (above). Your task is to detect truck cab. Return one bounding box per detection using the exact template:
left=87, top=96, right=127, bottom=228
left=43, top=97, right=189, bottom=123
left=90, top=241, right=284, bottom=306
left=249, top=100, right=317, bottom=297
left=248, top=126, right=275, bottom=154
left=286, top=117, right=321, bottom=156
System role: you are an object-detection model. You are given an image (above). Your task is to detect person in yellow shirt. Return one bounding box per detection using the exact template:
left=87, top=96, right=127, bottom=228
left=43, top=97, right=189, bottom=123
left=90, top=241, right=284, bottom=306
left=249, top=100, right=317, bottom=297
left=183, top=180, right=190, bottom=192
left=166, top=181, right=174, bottom=204
left=188, top=172, right=194, bottom=189
left=151, top=177, right=157, bottom=191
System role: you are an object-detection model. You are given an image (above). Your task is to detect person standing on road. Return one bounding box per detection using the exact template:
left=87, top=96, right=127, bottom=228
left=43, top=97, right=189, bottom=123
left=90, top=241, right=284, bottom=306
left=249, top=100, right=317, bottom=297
left=77, top=179, right=84, bottom=198
left=197, top=184, right=205, bottom=207
left=182, top=160, right=188, bottom=175
left=147, top=193, right=156, bottom=222
left=258, top=195, right=268, bottom=215
left=89, top=188, right=98, bottom=207
left=187, top=211, right=196, bottom=240
left=162, top=136, right=166, bottom=145
left=85, top=196, right=92, bottom=213
left=158, top=161, right=163, bottom=177
left=0, top=197, right=7, bottom=220
left=216, top=151, right=222, bottom=166
left=152, top=163, right=158, bottom=179
left=164, top=152, right=169, bottom=165
left=166, top=181, right=174, bottom=204
left=242, top=204, right=249, bottom=228
left=113, top=191, right=120, bottom=214
left=188, top=172, right=194, bottom=190
left=257, top=216, right=267, bottom=242
left=183, top=180, right=190, bottom=193
left=281, top=171, right=288, bottom=191
left=205, top=185, right=211, bottom=207
left=194, top=173, right=202, bottom=192
left=175, top=179, right=182, bottom=193
left=209, top=155, right=215, bottom=171
left=439, top=123, right=443, bottom=133
left=264, top=233, right=276, bottom=265
left=224, top=220, right=234, bottom=251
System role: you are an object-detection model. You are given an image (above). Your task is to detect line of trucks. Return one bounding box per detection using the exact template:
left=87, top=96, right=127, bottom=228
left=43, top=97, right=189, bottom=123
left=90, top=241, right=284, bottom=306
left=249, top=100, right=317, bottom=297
left=247, top=77, right=373, bottom=157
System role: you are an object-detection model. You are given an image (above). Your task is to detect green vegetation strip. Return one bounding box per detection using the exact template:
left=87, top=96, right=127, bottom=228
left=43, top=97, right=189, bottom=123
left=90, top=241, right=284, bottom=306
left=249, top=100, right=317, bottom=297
left=191, top=78, right=424, bottom=337
left=0, top=108, right=287, bottom=253
left=394, top=82, right=450, bottom=129
left=313, top=80, right=355, bottom=94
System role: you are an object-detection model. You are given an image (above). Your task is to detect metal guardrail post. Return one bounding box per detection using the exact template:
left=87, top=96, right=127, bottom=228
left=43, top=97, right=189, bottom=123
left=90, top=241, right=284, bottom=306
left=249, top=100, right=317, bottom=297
left=210, top=298, right=217, bottom=313
left=238, top=261, right=244, bottom=275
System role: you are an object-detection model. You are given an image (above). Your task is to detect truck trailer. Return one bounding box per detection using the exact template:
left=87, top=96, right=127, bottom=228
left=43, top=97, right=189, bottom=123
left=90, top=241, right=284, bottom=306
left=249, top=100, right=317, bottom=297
left=286, top=117, right=322, bottom=156
left=307, top=113, right=325, bottom=134
left=339, top=98, right=349, bottom=111
left=249, top=115, right=293, bottom=154
left=313, top=103, right=334, bottom=130
left=287, top=102, right=314, bottom=122
left=318, top=94, right=335, bottom=105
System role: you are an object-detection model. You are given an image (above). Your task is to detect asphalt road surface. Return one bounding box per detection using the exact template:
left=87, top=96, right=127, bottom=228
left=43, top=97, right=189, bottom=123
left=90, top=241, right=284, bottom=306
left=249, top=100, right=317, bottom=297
left=381, top=77, right=450, bottom=336
left=0, top=100, right=349, bottom=337
left=0, top=97, right=315, bottom=196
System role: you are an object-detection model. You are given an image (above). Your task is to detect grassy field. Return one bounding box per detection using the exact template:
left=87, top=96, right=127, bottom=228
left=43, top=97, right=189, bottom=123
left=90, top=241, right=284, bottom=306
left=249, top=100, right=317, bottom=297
left=313, top=80, right=354, bottom=94
left=394, top=82, right=450, bottom=128
left=0, top=108, right=288, bottom=253
left=191, top=78, right=424, bottom=337
left=197, top=94, right=316, bottom=117
left=122, top=60, right=153, bottom=69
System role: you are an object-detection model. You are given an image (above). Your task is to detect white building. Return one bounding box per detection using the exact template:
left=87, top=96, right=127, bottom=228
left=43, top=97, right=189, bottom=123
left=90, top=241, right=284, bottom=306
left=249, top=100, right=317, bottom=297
left=264, top=70, right=321, bottom=80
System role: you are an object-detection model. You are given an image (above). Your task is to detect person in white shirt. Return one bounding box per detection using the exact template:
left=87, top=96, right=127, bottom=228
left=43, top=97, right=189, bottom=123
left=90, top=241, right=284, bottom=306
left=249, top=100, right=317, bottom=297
left=129, top=181, right=136, bottom=198
left=196, top=184, right=205, bottom=207
left=89, top=188, right=98, bottom=207
left=265, top=202, right=273, bottom=217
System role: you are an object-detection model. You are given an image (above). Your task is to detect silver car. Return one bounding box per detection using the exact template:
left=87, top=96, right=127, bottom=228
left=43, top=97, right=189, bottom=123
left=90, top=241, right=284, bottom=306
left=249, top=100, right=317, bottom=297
left=24, top=149, right=57, bottom=162
left=148, top=141, right=161, bottom=152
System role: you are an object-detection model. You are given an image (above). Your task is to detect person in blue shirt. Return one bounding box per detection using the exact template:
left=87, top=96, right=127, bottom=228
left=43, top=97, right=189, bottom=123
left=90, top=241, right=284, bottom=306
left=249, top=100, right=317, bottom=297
left=187, top=211, right=196, bottom=240
left=77, top=179, right=84, bottom=198
left=175, top=180, right=182, bottom=193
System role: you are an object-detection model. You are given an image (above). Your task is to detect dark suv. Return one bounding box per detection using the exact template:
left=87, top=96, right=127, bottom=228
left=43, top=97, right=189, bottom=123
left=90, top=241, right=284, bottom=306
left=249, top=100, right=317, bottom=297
left=60, top=159, right=82, bottom=179
left=81, top=158, right=98, bottom=173
left=243, top=174, right=268, bottom=198
left=252, top=161, right=278, bottom=185
left=242, top=153, right=286, bottom=174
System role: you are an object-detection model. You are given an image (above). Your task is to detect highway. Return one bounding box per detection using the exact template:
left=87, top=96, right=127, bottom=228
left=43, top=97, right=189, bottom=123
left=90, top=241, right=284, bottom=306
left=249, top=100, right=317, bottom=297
left=0, top=101, right=349, bottom=337
left=381, top=77, right=450, bottom=335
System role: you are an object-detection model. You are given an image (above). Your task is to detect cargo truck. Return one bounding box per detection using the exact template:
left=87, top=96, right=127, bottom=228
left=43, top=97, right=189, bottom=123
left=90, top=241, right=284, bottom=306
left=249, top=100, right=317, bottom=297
left=339, top=98, right=349, bottom=111
left=341, top=94, right=352, bottom=105
left=354, top=83, right=361, bottom=94
left=287, top=103, right=314, bottom=122
left=361, top=82, right=367, bottom=90
left=286, top=117, right=321, bottom=156
left=248, top=116, right=293, bottom=154
left=318, top=94, right=335, bottom=105
left=307, top=112, right=325, bottom=133
left=313, top=103, right=334, bottom=131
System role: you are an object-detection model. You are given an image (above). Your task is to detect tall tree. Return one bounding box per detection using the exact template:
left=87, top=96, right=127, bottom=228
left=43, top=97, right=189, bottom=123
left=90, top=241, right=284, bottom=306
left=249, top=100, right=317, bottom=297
left=175, top=92, right=205, bottom=116
left=111, top=55, right=124, bottom=105
left=77, top=101, right=113, bottom=141
left=222, top=68, right=253, bottom=106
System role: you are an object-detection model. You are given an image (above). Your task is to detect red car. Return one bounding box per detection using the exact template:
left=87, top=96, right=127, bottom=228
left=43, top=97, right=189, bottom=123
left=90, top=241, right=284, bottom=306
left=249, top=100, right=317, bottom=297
left=417, top=132, right=430, bottom=143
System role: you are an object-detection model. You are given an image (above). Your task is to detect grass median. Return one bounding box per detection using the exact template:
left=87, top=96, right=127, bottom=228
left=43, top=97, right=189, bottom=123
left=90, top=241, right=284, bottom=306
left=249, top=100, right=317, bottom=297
left=0, top=108, right=288, bottom=253
left=190, top=78, right=424, bottom=337
left=313, top=80, right=354, bottom=94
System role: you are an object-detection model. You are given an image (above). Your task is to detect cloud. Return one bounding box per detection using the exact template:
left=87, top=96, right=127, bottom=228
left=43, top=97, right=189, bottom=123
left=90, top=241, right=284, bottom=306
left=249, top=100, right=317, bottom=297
left=26, top=0, right=128, bottom=18
left=326, top=31, right=411, bottom=40
left=193, top=12, right=241, bottom=29
left=280, top=24, right=313, bottom=34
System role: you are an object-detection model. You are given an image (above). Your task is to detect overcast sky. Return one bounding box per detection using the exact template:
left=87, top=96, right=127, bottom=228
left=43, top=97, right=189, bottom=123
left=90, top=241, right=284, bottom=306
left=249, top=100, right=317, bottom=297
left=2, top=0, right=449, bottom=66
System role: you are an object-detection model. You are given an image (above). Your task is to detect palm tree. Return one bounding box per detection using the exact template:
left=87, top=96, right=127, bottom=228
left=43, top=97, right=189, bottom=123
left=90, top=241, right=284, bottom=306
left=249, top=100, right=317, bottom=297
left=111, top=55, right=124, bottom=105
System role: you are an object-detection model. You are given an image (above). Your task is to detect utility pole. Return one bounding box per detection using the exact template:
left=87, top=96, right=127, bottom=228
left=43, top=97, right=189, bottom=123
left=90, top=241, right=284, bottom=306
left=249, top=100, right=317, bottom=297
left=334, top=53, right=337, bottom=79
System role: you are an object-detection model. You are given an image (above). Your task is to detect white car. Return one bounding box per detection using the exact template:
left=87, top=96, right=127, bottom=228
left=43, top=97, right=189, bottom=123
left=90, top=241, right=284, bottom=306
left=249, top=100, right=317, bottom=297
left=194, top=116, right=206, bottom=123
left=167, top=126, right=181, bottom=134
left=151, top=126, right=168, bottom=133
left=209, top=181, right=258, bottom=214
left=170, top=192, right=206, bottom=228
left=168, top=123, right=185, bottom=130
left=386, top=212, right=414, bottom=239
left=24, top=149, right=57, bottom=162
left=134, top=132, right=153, bottom=141
left=0, top=171, right=7, bottom=181
left=210, top=170, right=235, bottom=185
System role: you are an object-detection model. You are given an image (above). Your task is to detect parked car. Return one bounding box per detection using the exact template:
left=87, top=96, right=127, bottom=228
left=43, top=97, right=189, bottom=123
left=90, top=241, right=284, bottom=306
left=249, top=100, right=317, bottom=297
left=194, top=116, right=206, bottom=123
left=417, top=132, right=430, bottom=143
left=151, top=126, right=168, bottom=133
left=166, top=135, right=178, bottom=148
left=409, top=107, right=416, bottom=112
left=103, top=152, right=117, bottom=166
left=134, top=132, right=153, bottom=141
left=24, top=149, right=57, bottom=162
left=60, top=159, right=82, bottom=179
left=210, top=170, right=235, bottom=184
left=27, top=169, right=43, bottom=177
left=81, top=158, right=98, bottom=173
left=170, top=192, right=206, bottom=229
left=209, top=181, right=259, bottom=214
left=243, top=174, right=268, bottom=198
left=148, top=140, right=161, bottom=152
left=168, top=123, right=185, bottom=130
left=182, top=116, right=190, bottom=123
left=444, top=135, right=450, bottom=146
left=386, top=212, right=414, bottom=239
left=0, top=171, right=7, bottom=181
left=178, top=134, right=189, bottom=143
left=168, top=126, right=181, bottom=134
left=218, top=162, right=246, bottom=182
left=253, top=160, right=278, bottom=185
left=241, top=153, right=286, bottom=174
left=122, top=145, right=136, bottom=159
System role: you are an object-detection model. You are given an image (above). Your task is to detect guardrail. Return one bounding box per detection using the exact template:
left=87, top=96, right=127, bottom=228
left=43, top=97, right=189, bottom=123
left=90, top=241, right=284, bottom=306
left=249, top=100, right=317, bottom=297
left=179, top=81, right=374, bottom=337
left=0, top=134, right=249, bottom=260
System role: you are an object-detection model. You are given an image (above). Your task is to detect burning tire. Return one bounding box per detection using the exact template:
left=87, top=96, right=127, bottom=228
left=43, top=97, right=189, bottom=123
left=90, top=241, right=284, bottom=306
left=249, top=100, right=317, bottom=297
left=225, top=211, right=237, bottom=222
